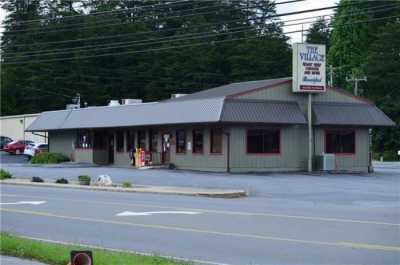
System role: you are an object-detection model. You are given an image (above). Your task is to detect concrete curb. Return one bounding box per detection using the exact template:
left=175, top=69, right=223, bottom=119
left=0, top=179, right=247, bottom=198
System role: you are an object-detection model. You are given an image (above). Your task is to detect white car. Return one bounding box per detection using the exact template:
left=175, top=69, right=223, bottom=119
left=24, top=142, right=48, bottom=158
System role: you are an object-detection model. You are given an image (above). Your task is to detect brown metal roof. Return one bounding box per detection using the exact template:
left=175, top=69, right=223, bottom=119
left=168, top=77, right=292, bottom=101
left=313, top=102, right=395, bottom=127
left=221, top=99, right=307, bottom=125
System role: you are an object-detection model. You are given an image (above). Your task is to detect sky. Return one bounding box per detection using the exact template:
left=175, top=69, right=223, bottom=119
left=0, top=0, right=337, bottom=42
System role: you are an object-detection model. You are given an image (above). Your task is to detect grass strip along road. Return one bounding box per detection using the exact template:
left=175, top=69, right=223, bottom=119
left=0, top=232, right=189, bottom=265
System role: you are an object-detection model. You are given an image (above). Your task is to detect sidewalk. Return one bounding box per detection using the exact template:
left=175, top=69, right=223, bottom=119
left=1, top=256, right=47, bottom=265
left=0, top=178, right=247, bottom=198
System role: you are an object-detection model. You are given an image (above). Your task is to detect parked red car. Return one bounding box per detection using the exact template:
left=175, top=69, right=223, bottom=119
left=3, top=140, right=34, bottom=155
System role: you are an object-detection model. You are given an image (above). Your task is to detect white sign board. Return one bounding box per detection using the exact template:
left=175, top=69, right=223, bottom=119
left=292, top=43, right=326, bottom=93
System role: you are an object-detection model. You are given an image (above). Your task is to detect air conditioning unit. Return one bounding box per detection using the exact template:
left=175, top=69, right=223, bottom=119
left=315, top=154, right=335, bottom=171
left=122, top=99, right=142, bottom=105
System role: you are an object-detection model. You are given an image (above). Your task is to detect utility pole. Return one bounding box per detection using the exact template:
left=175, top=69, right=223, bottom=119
left=346, top=75, right=367, bottom=96
left=328, top=65, right=333, bottom=87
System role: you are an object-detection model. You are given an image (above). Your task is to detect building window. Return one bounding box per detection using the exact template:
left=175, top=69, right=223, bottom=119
left=116, top=131, right=124, bottom=152
left=192, top=129, right=204, bottom=154
left=325, top=130, right=355, bottom=154
left=176, top=129, right=186, bottom=154
left=76, top=130, right=92, bottom=148
left=210, top=128, right=223, bottom=154
left=247, top=129, right=280, bottom=154
left=149, top=129, right=158, bottom=152
left=127, top=130, right=135, bottom=152
left=138, top=130, right=146, bottom=149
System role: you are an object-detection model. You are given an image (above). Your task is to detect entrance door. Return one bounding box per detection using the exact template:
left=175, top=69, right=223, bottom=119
left=161, top=133, right=171, bottom=164
left=108, top=134, right=114, bottom=164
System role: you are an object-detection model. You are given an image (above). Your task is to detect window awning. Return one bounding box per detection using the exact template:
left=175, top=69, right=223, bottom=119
left=313, top=102, right=395, bottom=127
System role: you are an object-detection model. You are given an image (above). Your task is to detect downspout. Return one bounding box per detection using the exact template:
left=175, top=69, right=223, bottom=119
left=225, top=131, right=231, bottom=173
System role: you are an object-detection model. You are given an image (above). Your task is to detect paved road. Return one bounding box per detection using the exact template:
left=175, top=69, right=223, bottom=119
left=1, top=174, right=399, bottom=265
left=1, top=150, right=400, bottom=198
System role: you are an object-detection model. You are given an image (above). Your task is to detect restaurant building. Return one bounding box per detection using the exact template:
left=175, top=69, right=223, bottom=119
left=26, top=77, right=395, bottom=173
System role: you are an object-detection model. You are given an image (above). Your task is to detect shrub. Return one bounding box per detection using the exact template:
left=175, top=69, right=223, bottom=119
left=122, top=181, right=132, bottom=188
left=78, top=175, right=91, bottom=185
left=0, top=169, right=12, bottom=180
left=31, top=153, right=70, bottom=164
left=31, top=176, right=44, bottom=183
left=55, top=178, right=69, bottom=184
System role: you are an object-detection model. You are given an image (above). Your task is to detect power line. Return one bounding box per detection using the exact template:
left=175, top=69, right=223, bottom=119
left=4, top=7, right=399, bottom=60
left=5, top=1, right=396, bottom=50
left=3, top=4, right=341, bottom=35
left=2, top=0, right=305, bottom=27
left=5, top=9, right=334, bottom=49
left=5, top=12, right=399, bottom=66
left=3, top=17, right=324, bottom=58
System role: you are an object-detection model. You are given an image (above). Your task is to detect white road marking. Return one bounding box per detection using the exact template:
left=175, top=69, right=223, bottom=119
left=0, top=200, right=46, bottom=205
left=116, top=211, right=201, bottom=216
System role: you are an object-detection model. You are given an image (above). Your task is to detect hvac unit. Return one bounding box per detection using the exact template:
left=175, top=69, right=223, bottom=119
left=315, top=154, right=335, bottom=171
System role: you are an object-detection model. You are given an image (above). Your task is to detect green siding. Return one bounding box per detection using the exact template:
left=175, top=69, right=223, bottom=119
left=229, top=126, right=308, bottom=172
left=314, top=128, right=370, bottom=172
left=48, top=130, right=75, bottom=159
left=74, top=149, right=93, bottom=163
left=170, top=127, right=228, bottom=172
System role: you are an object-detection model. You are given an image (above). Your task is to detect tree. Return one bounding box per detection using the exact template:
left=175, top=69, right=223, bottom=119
left=328, top=1, right=399, bottom=88
left=306, top=17, right=330, bottom=50
left=364, top=21, right=400, bottom=159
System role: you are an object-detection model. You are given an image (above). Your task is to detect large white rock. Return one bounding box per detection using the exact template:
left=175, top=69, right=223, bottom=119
left=95, top=175, right=113, bottom=186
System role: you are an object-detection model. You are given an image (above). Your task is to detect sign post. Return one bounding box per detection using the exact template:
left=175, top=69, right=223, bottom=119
left=292, top=43, right=326, bottom=172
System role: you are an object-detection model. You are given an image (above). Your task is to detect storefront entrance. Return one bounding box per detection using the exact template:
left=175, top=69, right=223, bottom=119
left=108, top=133, right=114, bottom=164
left=161, top=132, right=171, bottom=164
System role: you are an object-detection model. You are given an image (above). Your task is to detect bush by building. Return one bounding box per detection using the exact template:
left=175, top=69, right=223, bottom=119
left=31, top=153, right=70, bottom=164
left=0, top=169, right=12, bottom=180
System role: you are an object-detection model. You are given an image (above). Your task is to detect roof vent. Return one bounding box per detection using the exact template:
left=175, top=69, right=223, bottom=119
left=108, top=100, right=120, bottom=107
left=66, top=104, right=80, bottom=110
left=171, top=93, right=187, bottom=99
left=122, top=99, right=142, bottom=105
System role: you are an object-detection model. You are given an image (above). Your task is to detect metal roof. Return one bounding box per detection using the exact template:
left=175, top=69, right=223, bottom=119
left=313, top=102, right=395, bottom=127
left=26, top=109, right=72, bottom=131
left=221, top=99, right=307, bottom=124
left=168, top=77, right=292, bottom=101
left=27, top=98, right=225, bottom=131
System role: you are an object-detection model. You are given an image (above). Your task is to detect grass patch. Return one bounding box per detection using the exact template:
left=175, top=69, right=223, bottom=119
left=31, top=153, right=70, bottom=164
left=122, top=181, right=133, bottom=188
left=0, top=169, right=12, bottom=180
left=0, top=232, right=189, bottom=265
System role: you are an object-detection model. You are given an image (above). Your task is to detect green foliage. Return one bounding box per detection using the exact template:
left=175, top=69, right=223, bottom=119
left=306, top=17, right=331, bottom=50
left=1, top=0, right=290, bottom=114
left=31, top=153, right=70, bottom=164
left=0, top=232, right=188, bottom=265
left=78, top=175, right=91, bottom=185
left=365, top=21, right=400, bottom=156
left=31, top=176, right=44, bottom=183
left=55, top=178, right=69, bottom=184
left=122, top=181, right=133, bottom=188
left=0, top=169, right=12, bottom=180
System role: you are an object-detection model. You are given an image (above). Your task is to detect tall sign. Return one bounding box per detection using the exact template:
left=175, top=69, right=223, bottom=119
left=292, top=43, right=326, bottom=93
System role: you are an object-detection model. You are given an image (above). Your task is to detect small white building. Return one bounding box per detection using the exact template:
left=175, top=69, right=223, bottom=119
left=0, top=113, right=47, bottom=143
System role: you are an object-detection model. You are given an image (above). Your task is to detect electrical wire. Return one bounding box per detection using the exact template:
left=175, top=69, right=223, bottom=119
left=3, top=4, right=340, bottom=35
left=5, top=2, right=397, bottom=50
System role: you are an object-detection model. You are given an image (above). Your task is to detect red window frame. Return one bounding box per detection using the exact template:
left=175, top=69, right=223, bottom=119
left=325, top=129, right=356, bottom=155
left=246, top=129, right=281, bottom=155
left=192, top=129, right=204, bottom=154
left=210, top=128, right=223, bottom=154
left=176, top=129, right=186, bottom=154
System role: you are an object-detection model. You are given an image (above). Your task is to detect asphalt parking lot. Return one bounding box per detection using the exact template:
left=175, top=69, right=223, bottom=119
left=1, top=151, right=399, bottom=264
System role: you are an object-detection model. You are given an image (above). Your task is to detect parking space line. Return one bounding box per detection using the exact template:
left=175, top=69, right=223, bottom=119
left=2, top=207, right=400, bottom=252
left=2, top=192, right=399, bottom=227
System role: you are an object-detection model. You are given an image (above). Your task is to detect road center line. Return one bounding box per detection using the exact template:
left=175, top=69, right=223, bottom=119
left=2, top=192, right=399, bottom=227
left=2, top=207, right=400, bottom=252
